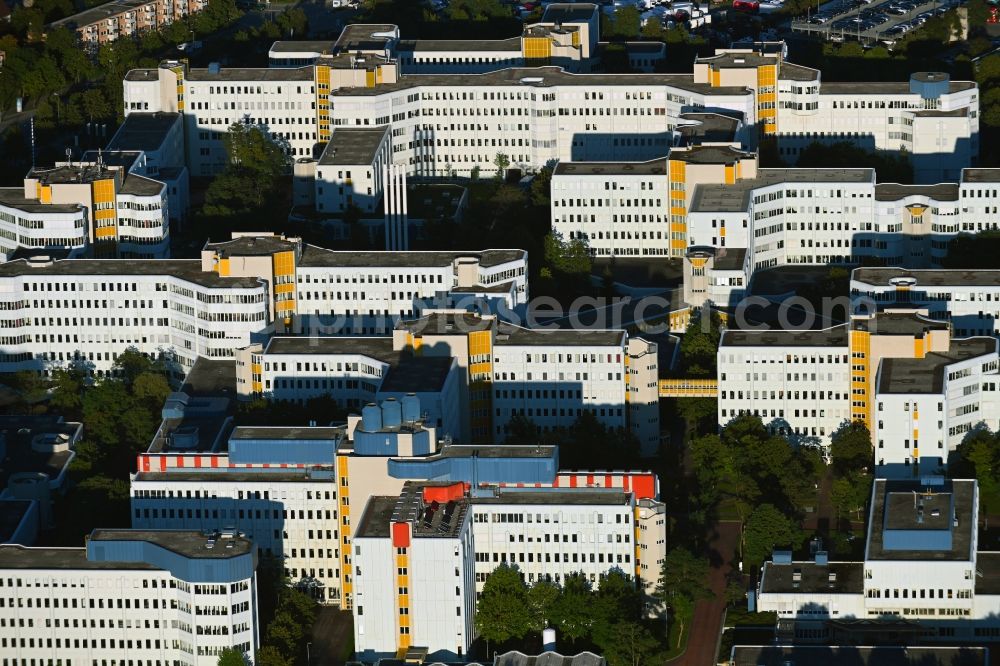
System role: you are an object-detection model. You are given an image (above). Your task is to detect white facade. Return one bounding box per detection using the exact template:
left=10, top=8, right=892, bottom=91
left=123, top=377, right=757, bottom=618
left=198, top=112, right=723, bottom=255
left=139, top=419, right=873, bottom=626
left=0, top=529, right=259, bottom=665
left=852, top=266, right=1000, bottom=339
left=717, top=326, right=851, bottom=447
left=757, top=479, right=1000, bottom=643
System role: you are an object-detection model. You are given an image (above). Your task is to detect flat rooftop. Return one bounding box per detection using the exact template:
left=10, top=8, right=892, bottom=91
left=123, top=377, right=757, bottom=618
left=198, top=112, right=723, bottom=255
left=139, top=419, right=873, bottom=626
left=333, top=23, right=397, bottom=53
left=106, top=112, right=180, bottom=153
left=866, top=479, right=975, bottom=561
left=0, top=529, right=254, bottom=569
left=28, top=164, right=119, bottom=187
left=412, top=444, right=556, bottom=460
left=878, top=337, right=996, bottom=395
left=962, top=168, right=1000, bottom=183
left=0, top=258, right=261, bottom=289
left=186, top=66, right=314, bottom=82
left=397, top=37, right=521, bottom=53
left=690, top=168, right=874, bottom=212
left=0, top=499, right=34, bottom=543
left=134, top=469, right=331, bottom=483
left=496, top=322, right=625, bottom=347
left=676, top=111, right=742, bottom=144
left=875, top=183, right=959, bottom=202
left=553, top=158, right=666, bottom=177
left=204, top=234, right=297, bottom=257
left=319, top=127, right=389, bottom=166
left=542, top=3, right=598, bottom=22
left=120, top=173, right=164, bottom=197
left=0, top=188, right=80, bottom=214
left=975, top=551, right=1000, bottom=594
left=474, top=489, right=630, bottom=506
left=264, top=336, right=397, bottom=360
left=180, top=358, right=237, bottom=399
left=852, top=312, right=949, bottom=337
left=269, top=39, right=336, bottom=54
left=331, top=66, right=748, bottom=97
left=759, top=560, right=864, bottom=595
left=0, top=415, right=81, bottom=489
left=780, top=61, right=820, bottom=81
left=299, top=245, right=525, bottom=269
left=231, top=426, right=343, bottom=441
left=731, top=646, right=988, bottom=666
left=49, top=0, right=151, bottom=28
left=670, top=145, right=749, bottom=165
left=852, top=268, right=1000, bottom=288
left=721, top=324, right=849, bottom=348
left=90, top=528, right=254, bottom=559
left=354, top=495, right=397, bottom=538
left=819, top=80, right=976, bottom=94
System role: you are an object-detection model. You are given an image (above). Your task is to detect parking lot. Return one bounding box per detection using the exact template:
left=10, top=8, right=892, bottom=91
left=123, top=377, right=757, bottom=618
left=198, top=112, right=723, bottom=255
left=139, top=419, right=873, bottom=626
left=791, top=0, right=960, bottom=46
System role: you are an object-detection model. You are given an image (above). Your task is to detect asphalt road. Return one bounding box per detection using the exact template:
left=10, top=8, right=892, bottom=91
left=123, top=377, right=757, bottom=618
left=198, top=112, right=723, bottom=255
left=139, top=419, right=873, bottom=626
left=666, top=521, right=742, bottom=666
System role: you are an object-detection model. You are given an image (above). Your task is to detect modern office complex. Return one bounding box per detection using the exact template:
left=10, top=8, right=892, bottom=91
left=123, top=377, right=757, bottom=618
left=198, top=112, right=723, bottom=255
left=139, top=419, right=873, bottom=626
left=0, top=233, right=527, bottom=377
left=0, top=157, right=170, bottom=261
left=0, top=528, right=260, bottom=664
left=717, top=268, right=1000, bottom=474
left=756, top=478, right=1000, bottom=643
left=129, top=390, right=666, bottom=655
left=234, top=311, right=659, bottom=452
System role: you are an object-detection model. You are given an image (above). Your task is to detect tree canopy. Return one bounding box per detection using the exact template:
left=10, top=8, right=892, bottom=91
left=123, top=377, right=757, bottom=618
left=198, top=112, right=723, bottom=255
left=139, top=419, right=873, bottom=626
left=743, top=503, right=802, bottom=569
left=217, top=648, right=247, bottom=666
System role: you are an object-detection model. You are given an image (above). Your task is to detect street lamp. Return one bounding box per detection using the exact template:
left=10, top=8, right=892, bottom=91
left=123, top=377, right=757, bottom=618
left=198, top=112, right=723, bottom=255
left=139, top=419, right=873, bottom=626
left=307, top=642, right=312, bottom=664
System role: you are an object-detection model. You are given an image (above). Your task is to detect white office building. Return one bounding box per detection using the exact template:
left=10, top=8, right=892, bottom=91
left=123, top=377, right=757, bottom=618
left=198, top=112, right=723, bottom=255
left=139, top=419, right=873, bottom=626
left=757, top=478, right=1000, bottom=644
left=0, top=528, right=260, bottom=665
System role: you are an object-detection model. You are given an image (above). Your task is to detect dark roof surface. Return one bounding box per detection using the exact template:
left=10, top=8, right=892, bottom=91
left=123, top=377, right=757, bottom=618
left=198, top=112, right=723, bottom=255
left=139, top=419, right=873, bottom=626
left=298, top=246, right=525, bottom=268
left=731, top=646, right=987, bottom=666
left=319, top=127, right=389, bottom=165
left=866, top=479, right=976, bottom=561
left=877, top=338, right=996, bottom=394
left=721, top=325, right=849, bottom=348
left=553, top=159, right=666, bottom=176
left=852, top=268, right=1000, bottom=288
left=874, top=183, right=959, bottom=202
left=759, top=561, right=864, bottom=594
left=0, top=258, right=262, bottom=289
left=106, top=112, right=181, bottom=153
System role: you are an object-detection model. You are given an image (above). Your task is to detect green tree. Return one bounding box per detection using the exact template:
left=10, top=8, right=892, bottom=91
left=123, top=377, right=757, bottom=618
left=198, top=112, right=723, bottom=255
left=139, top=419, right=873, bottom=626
left=550, top=573, right=593, bottom=644
left=656, top=547, right=712, bottom=605
left=526, top=579, right=560, bottom=632
left=81, top=88, right=112, bottom=122
left=475, top=565, right=531, bottom=646
left=529, top=165, right=553, bottom=206
left=601, top=620, right=662, bottom=666
left=743, top=503, right=801, bottom=569
left=543, top=231, right=591, bottom=279
left=217, top=648, right=247, bottom=666
left=611, top=6, right=641, bottom=37
left=254, top=647, right=289, bottom=666
left=493, top=152, right=511, bottom=180
left=830, top=421, right=873, bottom=477
left=831, top=472, right=872, bottom=522
left=678, top=310, right=722, bottom=377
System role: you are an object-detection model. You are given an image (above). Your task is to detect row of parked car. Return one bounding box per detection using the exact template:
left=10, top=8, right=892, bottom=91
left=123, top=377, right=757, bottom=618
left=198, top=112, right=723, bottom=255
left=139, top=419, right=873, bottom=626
left=808, top=0, right=954, bottom=35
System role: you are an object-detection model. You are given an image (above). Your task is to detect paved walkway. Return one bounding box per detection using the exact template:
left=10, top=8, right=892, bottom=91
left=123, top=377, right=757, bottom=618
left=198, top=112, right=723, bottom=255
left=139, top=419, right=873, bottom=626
left=666, top=521, right=741, bottom=666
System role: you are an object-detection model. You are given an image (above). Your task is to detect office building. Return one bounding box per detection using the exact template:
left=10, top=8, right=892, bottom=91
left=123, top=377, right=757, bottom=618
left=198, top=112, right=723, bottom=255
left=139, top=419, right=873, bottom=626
left=717, top=304, right=1000, bottom=473
left=352, top=480, right=650, bottom=661
left=756, top=478, right=1000, bottom=644
left=0, top=528, right=259, bottom=664
left=0, top=157, right=170, bottom=261
left=234, top=311, right=659, bottom=453
left=0, top=233, right=526, bottom=376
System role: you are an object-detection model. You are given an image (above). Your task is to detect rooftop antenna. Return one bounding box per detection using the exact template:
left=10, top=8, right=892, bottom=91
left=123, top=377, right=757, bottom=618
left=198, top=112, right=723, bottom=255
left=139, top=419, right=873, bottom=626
left=65, top=147, right=73, bottom=167
left=96, top=148, right=104, bottom=171
left=29, top=117, right=35, bottom=168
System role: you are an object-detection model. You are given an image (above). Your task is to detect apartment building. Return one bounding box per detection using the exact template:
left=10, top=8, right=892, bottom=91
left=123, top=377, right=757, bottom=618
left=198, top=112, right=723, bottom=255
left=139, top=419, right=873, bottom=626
left=353, top=480, right=649, bottom=661
left=756, top=478, right=1000, bottom=644
left=49, top=0, right=209, bottom=49
left=0, top=158, right=169, bottom=261
left=0, top=529, right=260, bottom=665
